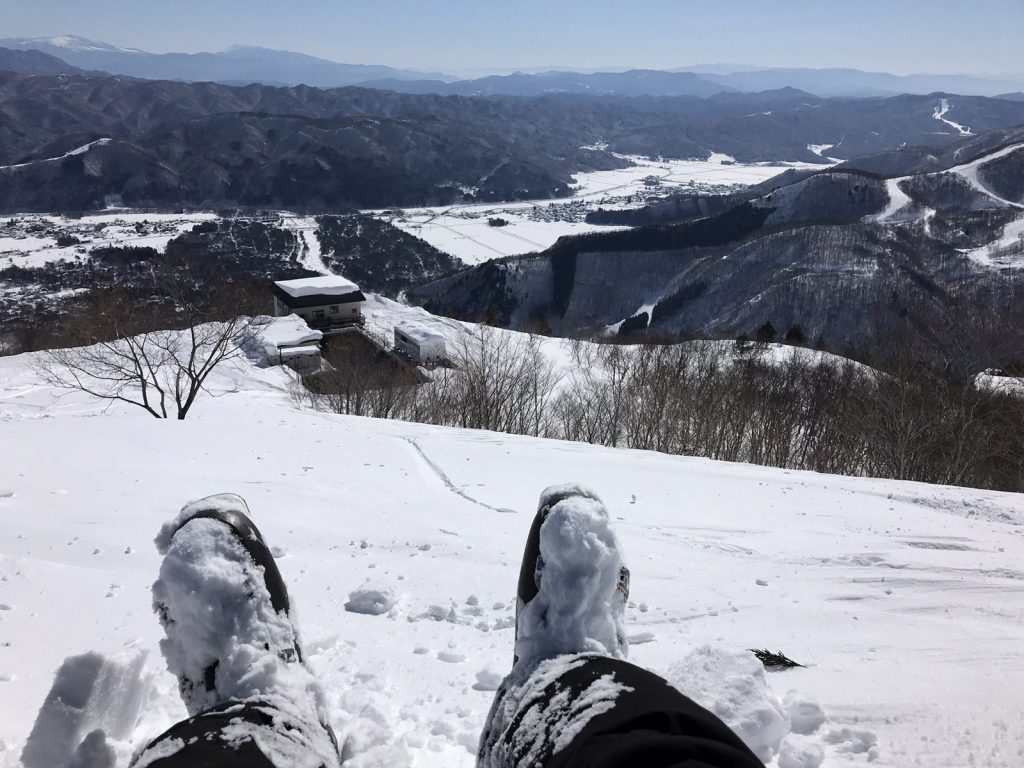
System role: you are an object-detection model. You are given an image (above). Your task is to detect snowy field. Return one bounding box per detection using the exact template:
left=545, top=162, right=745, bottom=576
left=1, top=307, right=1023, bottom=767
left=0, top=155, right=817, bottom=273
left=373, top=154, right=823, bottom=265
left=0, top=213, right=219, bottom=270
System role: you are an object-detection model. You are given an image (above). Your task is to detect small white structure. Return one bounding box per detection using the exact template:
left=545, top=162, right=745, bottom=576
left=394, top=322, right=446, bottom=363
left=254, top=315, right=324, bottom=376
left=272, top=275, right=366, bottom=332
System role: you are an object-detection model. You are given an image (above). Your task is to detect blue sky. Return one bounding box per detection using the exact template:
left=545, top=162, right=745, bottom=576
left=4, top=0, right=1022, bottom=75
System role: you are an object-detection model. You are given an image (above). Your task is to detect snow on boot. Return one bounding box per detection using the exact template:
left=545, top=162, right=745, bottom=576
left=480, top=485, right=631, bottom=768
left=145, top=494, right=339, bottom=768
left=513, top=483, right=629, bottom=668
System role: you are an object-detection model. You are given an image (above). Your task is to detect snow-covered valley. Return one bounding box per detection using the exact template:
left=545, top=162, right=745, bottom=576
left=374, top=154, right=821, bottom=265
left=1, top=312, right=1023, bottom=767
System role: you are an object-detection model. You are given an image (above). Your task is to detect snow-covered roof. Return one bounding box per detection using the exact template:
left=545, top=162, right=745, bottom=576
left=274, top=276, right=360, bottom=299
left=255, top=315, right=322, bottom=350
left=395, top=322, right=446, bottom=346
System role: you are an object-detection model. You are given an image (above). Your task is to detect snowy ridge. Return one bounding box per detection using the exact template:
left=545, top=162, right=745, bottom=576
left=0, top=139, right=113, bottom=173
left=1, top=310, right=1023, bottom=766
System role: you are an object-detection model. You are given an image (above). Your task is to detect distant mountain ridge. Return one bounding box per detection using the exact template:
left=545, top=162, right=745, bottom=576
left=364, top=68, right=1024, bottom=99
left=0, top=47, right=91, bottom=76
left=360, top=69, right=734, bottom=98
left=0, top=36, right=451, bottom=87
left=697, top=67, right=1024, bottom=98
left=0, top=36, right=1021, bottom=97
left=3, top=70, right=1024, bottom=213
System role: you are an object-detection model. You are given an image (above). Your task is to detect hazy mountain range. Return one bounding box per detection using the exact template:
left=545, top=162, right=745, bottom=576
left=1, top=35, right=1022, bottom=97
left=0, top=35, right=451, bottom=88
left=4, top=69, right=1024, bottom=213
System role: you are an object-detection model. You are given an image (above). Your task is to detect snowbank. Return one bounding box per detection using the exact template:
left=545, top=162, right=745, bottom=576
left=665, top=646, right=789, bottom=761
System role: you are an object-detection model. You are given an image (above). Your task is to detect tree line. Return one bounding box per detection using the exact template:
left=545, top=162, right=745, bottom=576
left=298, top=324, right=1024, bottom=494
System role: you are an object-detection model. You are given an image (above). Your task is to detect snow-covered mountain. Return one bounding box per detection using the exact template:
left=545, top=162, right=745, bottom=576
left=1, top=301, right=1022, bottom=767
left=411, top=123, right=1024, bottom=352
left=5, top=35, right=144, bottom=54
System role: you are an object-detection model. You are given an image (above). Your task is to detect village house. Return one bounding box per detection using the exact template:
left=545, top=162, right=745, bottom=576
left=272, top=276, right=366, bottom=333
left=253, top=314, right=324, bottom=376
left=394, top=322, right=447, bottom=364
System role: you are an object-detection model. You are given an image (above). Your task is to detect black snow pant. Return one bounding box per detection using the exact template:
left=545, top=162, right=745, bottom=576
left=534, top=658, right=762, bottom=768
left=484, top=656, right=764, bottom=768
left=135, top=658, right=760, bottom=768
left=131, top=698, right=336, bottom=768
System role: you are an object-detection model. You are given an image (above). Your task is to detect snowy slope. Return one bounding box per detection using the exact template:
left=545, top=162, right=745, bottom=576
left=869, top=141, right=1024, bottom=237
left=1, top=331, right=1023, bottom=766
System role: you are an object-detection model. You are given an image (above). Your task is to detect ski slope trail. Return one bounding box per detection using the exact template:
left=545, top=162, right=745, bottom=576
left=947, top=142, right=1024, bottom=209
left=933, top=99, right=974, bottom=137
left=280, top=215, right=332, bottom=274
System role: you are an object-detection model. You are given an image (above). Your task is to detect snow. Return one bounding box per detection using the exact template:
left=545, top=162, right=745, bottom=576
left=947, top=142, right=1024, bottom=210
left=666, top=646, right=789, bottom=761
left=1, top=305, right=1024, bottom=766
left=395, top=322, right=445, bottom=347
left=274, top=275, right=360, bottom=299
left=253, top=315, right=323, bottom=360
left=933, top=99, right=975, bottom=137
left=706, top=152, right=738, bottom=165
left=870, top=143, right=1024, bottom=239
left=871, top=177, right=914, bottom=223
left=0, top=213, right=218, bottom=270
left=778, top=734, right=825, bottom=768
left=279, top=215, right=331, bottom=275
left=514, top=488, right=627, bottom=669
left=21, top=649, right=150, bottom=768
left=374, top=155, right=823, bottom=265
left=345, top=580, right=399, bottom=616
left=0, top=140, right=113, bottom=173
left=963, top=213, right=1024, bottom=267
left=33, top=36, right=143, bottom=54
left=783, top=691, right=826, bottom=736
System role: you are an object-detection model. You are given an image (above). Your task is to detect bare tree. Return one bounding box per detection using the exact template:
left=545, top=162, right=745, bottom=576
left=37, top=267, right=257, bottom=420
left=39, top=319, right=254, bottom=420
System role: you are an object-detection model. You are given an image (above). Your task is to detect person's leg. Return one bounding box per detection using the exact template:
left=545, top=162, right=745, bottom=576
left=132, top=495, right=339, bottom=768
left=478, top=485, right=762, bottom=768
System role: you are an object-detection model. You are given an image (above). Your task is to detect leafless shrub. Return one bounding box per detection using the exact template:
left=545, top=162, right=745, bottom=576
left=35, top=262, right=258, bottom=420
